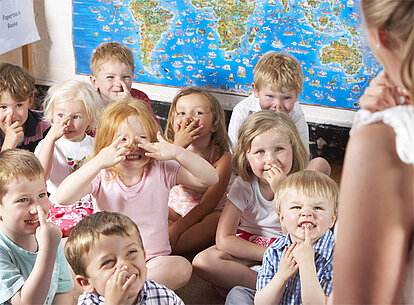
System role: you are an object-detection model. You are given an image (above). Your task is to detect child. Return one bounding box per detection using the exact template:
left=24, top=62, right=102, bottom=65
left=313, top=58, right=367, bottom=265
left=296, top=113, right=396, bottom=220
left=164, top=87, right=232, bottom=254
left=56, top=98, right=218, bottom=290
left=226, top=170, right=338, bottom=305
left=65, top=211, right=185, bottom=305
left=228, top=51, right=330, bottom=175
left=0, top=149, right=73, bottom=304
left=89, top=41, right=159, bottom=123
left=0, top=63, right=50, bottom=152
left=193, top=110, right=309, bottom=292
left=34, top=80, right=103, bottom=236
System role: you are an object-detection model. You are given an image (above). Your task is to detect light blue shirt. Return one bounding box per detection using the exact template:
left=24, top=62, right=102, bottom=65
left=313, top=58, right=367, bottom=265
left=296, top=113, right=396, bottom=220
left=257, top=230, right=334, bottom=305
left=0, top=230, right=73, bottom=305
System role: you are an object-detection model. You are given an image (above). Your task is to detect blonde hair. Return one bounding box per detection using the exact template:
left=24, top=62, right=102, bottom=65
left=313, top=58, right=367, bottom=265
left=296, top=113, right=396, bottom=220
left=164, top=87, right=230, bottom=155
left=90, top=42, right=135, bottom=76
left=0, top=62, right=36, bottom=102
left=64, top=211, right=144, bottom=277
left=361, top=0, right=414, bottom=102
left=274, top=170, right=338, bottom=217
left=43, top=80, right=103, bottom=133
left=94, top=98, right=159, bottom=178
left=253, top=51, right=303, bottom=96
left=0, top=149, right=45, bottom=204
left=232, top=110, right=308, bottom=182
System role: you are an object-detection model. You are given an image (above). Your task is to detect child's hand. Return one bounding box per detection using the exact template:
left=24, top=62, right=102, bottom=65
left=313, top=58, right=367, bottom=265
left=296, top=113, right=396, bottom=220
left=115, top=81, right=132, bottom=101
left=359, top=71, right=409, bottom=112
left=35, top=205, right=62, bottom=252
left=138, top=132, right=178, bottom=161
left=48, top=115, right=71, bottom=141
left=292, top=226, right=315, bottom=268
left=277, top=242, right=299, bottom=283
left=95, top=135, right=127, bottom=169
left=104, top=265, right=137, bottom=305
left=263, top=164, right=287, bottom=193
left=2, top=114, right=24, bottom=150
left=173, top=119, right=202, bottom=148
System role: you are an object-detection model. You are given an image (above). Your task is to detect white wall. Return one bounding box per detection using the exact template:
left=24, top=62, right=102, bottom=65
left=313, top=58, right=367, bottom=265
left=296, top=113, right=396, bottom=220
left=0, top=0, right=354, bottom=128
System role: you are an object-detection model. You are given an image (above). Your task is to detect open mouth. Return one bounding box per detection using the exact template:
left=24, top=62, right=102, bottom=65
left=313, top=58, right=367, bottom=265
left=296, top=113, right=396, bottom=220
left=24, top=218, right=39, bottom=225
left=298, top=221, right=316, bottom=229
left=125, top=154, right=142, bottom=160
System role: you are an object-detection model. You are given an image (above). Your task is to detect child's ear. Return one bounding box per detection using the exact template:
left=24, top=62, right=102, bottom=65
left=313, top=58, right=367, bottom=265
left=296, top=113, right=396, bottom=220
left=76, top=275, right=95, bottom=294
left=90, top=75, right=99, bottom=90
left=29, top=95, right=34, bottom=109
left=329, top=214, right=337, bottom=229
left=278, top=212, right=285, bottom=226
left=252, top=84, right=259, bottom=98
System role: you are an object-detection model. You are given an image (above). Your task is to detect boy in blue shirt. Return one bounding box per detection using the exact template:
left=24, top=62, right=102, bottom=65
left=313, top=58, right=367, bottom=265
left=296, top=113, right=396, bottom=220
left=0, top=63, right=50, bottom=152
left=0, top=149, right=73, bottom=304
left=226, top=170, right=337, bottom=305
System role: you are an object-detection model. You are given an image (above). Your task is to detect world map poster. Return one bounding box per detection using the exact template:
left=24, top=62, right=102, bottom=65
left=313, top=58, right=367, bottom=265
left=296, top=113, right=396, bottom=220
left=73, top=0, right=381, bottom=110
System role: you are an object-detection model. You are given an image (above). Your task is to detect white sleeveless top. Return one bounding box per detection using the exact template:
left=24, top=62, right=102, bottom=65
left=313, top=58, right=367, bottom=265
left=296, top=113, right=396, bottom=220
left=352, top=105, right=414, bottom=303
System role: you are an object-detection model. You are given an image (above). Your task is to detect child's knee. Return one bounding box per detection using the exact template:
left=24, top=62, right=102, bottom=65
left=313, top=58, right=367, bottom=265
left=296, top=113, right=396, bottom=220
left=307, top=157, right=331, bottom=176
left=192, top=246, right=217, bottom=272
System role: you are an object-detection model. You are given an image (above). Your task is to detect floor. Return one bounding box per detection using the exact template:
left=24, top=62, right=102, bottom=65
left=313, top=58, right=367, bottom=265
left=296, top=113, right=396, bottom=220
left=71, top=165, right=342, bottom=304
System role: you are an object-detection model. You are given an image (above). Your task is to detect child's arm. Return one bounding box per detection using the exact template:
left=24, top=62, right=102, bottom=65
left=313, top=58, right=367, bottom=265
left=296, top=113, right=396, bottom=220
left=56, top=135, right=127, bottom=205
left=139, top=132, right=218, bottom=188
left=293, top=227, right=326, bottom=305
left=215, top=200, right=266, bottom=261
left=255, top=243, right=299, bottom=304
left=9, top=207, right=62, bottom=304
left=36, top=115, right=70, bottom=179
left=51, top=291, right=73, bottom=305
left=1, top=114, right=24, bottom=151
left=169, top=151, right=232, bottom=247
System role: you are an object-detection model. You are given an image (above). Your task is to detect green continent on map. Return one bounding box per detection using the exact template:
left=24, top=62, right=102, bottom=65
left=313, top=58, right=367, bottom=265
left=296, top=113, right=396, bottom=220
left=130, top=0, right=173, bottom=66
left=192, top=0, right=257, bottom=51
left=319, top=39, right=363, bottom=75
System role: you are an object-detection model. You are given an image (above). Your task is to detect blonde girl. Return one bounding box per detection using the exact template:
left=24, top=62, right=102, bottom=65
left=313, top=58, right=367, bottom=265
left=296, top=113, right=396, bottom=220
left=56, top=98, right=218, bottom=290
left=35, top=80, right=103, bottom=236
left=193, top=110, right=308, bottom=292
left=164, top=87, right=232, bottom=254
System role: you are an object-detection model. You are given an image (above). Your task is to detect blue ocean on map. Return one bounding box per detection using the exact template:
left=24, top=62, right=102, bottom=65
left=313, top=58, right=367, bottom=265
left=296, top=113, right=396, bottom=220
left=73, top=0, right=381, bottom=110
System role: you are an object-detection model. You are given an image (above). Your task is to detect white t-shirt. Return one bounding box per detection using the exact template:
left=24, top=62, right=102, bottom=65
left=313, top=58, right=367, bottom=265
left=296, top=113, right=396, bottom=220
left=35, top=134, right=95, bottom=205
left=228, top=93, right=309, bottom=151
left=227, top=176, right=283, bottom=238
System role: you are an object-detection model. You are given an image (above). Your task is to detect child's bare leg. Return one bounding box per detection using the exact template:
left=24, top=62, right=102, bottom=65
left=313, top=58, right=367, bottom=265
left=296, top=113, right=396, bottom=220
left=192, top=245, right=258, bottom=290
left=307, top=157, right=331, bottom=176
left=147, top=255, right=192, bottom=290
left=173, top=211, right=221, bottom=254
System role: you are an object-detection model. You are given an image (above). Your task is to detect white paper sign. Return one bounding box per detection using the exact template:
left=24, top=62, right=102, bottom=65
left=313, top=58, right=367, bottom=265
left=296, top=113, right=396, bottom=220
left=0, top=0, right=40, bottom=55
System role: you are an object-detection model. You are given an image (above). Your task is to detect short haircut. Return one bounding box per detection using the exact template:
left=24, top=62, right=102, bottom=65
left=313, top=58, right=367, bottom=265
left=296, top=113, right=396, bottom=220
left=232, top=110, right=308, bottom=182
left=274, top=170, right=339, bottom=216
left=64, top=211, right=144, bottom=277
left=90, top=42, right=135, bottom=76
left=94, top=98, right=159, bottom=178
left=164, top=86, right=230, bottom=155
left=253, top=51, right=303, bottom=96
left=0, top=62, right=36, bottom=101
left=0, top=149, right=45, bottom=204
left=43, top=80, right=103, bottom=133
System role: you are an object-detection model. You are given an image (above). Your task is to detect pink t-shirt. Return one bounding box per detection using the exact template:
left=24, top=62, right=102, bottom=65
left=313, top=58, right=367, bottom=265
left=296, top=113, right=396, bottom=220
left=90, top=160, right=180, bottom=260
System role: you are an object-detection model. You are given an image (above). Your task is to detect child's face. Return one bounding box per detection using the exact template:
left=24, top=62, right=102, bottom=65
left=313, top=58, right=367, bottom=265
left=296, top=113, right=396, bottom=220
left=253, top=86, right=297, bottom=114
left=90, top=61, right=133, bottom=105
left=52, top=101, right=91, bottom=142
left=0, top=91, right=33, bottom=133
left=78, top=234, right=147, bottom=303
left=116, top=115, right=150, bottom=171
left=174, top=93, right=214, bottom=137
left=247, top=128, right=293, bottom=181
left=0, top=175, right=49, bottom=241
left=279, top=189, right=336, bottom=244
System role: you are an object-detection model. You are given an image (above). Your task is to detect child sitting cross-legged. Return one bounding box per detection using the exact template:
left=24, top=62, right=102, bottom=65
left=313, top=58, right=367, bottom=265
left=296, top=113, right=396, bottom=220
left=226, top=170, right=338, bottom=305
left=64, top=211, right=184, bottom=305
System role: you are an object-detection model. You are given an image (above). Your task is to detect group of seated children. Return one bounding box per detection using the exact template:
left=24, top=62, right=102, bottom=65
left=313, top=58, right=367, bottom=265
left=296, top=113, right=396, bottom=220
left=0, top=43, right=338, bottom=305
